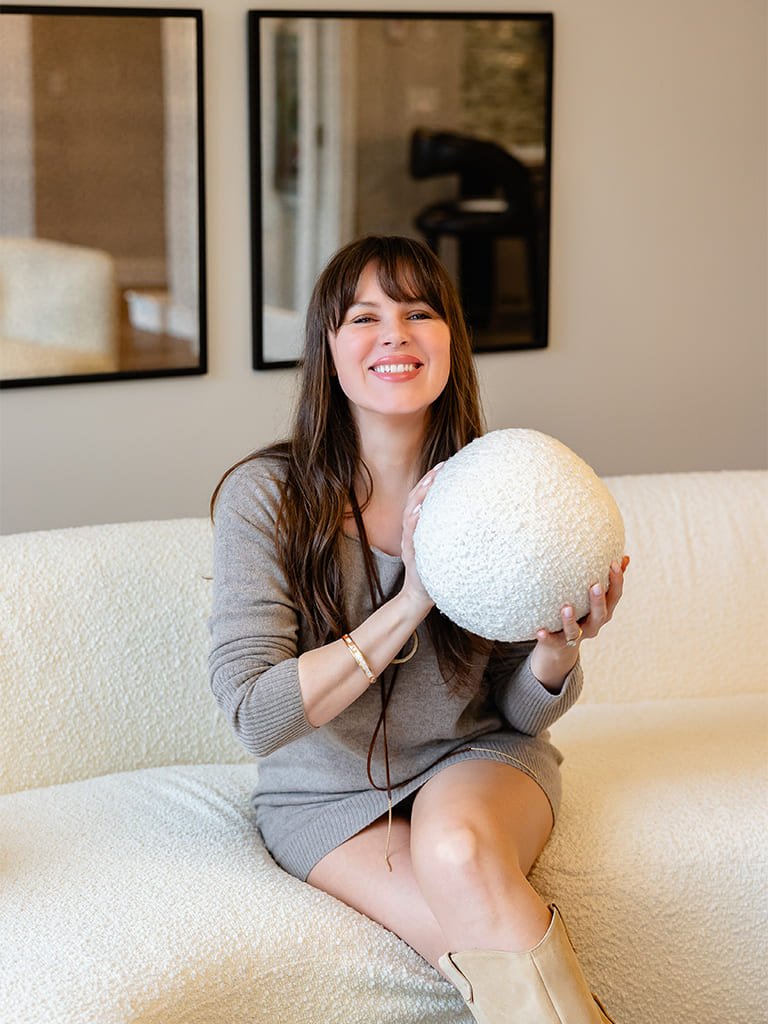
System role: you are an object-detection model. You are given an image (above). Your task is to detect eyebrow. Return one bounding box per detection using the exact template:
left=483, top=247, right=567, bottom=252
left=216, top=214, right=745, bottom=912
left=347, top=296, right=429, bottom=311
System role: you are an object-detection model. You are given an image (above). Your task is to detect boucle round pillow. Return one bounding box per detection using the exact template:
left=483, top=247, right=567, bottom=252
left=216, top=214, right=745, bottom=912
left=413, top=429, right=625, bottom=641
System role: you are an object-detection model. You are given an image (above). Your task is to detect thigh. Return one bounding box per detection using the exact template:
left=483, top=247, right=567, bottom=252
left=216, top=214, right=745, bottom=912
left=306, top=812, right=449, bottom=968
left=411, top=760, right=554, bottom=876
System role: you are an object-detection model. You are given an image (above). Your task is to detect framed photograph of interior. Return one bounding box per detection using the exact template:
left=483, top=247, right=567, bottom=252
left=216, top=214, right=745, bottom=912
left=248, top=10, right=554, bottom=369
left=0, top=6, right=207, bottom=388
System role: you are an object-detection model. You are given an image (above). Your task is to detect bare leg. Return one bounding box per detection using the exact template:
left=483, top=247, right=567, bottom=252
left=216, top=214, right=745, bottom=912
left=410, top=761, right=554, bottom=953
left=307, top=762, right=554, bottom=968
left=307, top=812, right=450, bottom=968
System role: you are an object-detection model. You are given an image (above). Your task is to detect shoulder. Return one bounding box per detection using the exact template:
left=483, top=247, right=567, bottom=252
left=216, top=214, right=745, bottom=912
left=214, top=447, right=290, bottom=527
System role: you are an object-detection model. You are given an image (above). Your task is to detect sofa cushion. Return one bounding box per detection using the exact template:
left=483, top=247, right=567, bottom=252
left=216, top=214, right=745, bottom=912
left=2, top=695, right=765, bottom=1024
left=580, top=470, right=768, bottom=704
left=0, top=763, right=469, bottom=1024
left=0, top=520, right=249, bottom=796
left=540, top=692, right=768, bottom=1024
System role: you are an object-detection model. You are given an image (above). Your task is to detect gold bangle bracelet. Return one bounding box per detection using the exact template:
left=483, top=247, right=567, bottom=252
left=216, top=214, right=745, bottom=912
left=391, top=630, right=419, bottom=664
left=341, top=633, right=377, bottom=685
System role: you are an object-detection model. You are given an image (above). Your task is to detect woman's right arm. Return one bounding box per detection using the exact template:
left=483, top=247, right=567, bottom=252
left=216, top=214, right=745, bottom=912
left=297, top=588, right=428, bottom=727
left=299, top=464, right=442, bottom=725
left=209, top=465, right=435, bottom=754
left=209, top=466, right=314, bottom=756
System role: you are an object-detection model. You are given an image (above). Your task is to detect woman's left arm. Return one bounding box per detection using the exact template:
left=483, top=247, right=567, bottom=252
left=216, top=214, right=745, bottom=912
left=491, top=557, right=629, bottom=734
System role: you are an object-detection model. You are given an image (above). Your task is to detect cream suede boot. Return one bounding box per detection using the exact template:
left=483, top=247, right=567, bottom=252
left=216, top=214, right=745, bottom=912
left=439, top=905, right=615, bottom=1024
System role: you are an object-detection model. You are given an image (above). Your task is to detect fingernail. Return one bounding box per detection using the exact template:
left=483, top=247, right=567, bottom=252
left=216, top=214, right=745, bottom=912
left=413, top=503, right=422, bottom=515
left=592, top=583, right=603, bottom=596
left=562, top=606, right=574, bottom=619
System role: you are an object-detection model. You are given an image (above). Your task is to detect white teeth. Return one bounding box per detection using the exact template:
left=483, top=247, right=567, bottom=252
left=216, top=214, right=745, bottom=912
left=372, top=364, right=419, bottom=374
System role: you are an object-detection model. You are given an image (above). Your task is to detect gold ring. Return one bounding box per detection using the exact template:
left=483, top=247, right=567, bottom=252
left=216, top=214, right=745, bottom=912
left=565, top=626, right=583, bottom=648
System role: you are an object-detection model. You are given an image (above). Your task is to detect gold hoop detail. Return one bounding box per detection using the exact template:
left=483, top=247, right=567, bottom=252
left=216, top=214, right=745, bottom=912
left=391, top=631, right=419, bottom=665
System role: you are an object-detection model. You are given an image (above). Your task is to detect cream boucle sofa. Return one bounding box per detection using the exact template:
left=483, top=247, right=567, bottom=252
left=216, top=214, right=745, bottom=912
left=1, top=471, right=766, bottom=1024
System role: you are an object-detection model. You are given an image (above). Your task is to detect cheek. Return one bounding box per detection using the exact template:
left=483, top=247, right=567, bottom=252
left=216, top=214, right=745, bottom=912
left=328, top=340, right=365, bottom=401
left=327, top=337, right=350, bottom=384
left=434, top=334, right=452, bottom=387
left=435, top=362, right=451, bottom=399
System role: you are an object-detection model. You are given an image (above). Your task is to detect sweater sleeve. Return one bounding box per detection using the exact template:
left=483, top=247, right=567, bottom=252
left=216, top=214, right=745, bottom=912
left=485, top=641, right=584, bottom=736
left=208, top=461, right=315, bottom=757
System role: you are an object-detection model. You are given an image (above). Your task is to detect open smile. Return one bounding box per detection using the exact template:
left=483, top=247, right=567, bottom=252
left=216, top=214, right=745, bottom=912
left=369, top=361, right=424, bottom=378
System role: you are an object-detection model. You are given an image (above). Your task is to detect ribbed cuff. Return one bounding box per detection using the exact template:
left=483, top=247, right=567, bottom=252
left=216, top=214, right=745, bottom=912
left=509, top=656, right=584, bottom=734
left=237, top=658, right=315, bottom=756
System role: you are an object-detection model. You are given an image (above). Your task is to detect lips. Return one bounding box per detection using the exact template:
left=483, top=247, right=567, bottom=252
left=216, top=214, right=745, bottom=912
left=369, top=358, right=423, bottom=377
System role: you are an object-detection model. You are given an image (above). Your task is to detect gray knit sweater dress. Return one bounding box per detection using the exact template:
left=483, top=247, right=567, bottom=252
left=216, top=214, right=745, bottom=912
left=209, top=459, right=584, bottom=881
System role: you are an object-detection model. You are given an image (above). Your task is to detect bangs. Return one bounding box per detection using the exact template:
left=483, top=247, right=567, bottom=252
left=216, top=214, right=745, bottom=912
left=320, top=236, right=449, bottom=334
left=375, top=255, right=445, bottom=316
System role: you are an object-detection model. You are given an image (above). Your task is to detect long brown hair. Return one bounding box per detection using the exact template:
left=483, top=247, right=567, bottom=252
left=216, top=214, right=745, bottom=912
left=212, top=235, right=487, bottom=689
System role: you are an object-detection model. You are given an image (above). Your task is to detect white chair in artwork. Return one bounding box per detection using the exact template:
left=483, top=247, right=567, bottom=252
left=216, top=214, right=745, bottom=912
left=0, top=236, right=119, bottom=379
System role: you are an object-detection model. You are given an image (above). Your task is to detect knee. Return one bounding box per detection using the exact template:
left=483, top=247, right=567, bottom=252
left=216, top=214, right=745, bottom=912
left=424, top=816, right=524, bottom=889
left=433, top=821, right=484, bottom=872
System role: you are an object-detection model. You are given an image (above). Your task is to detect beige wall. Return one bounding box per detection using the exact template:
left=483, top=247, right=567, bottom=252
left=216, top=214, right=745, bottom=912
left=1, top=0, right=766, bottom=534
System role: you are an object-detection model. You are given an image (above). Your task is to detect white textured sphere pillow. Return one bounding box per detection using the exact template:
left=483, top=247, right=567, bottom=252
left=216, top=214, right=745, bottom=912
left=413, top=429, right=625, bottom=641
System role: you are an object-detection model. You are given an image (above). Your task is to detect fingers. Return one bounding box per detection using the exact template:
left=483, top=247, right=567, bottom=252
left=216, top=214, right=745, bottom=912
left=537, top=556, right=630, bottom=650
left=400, top=464, right=445, bottom=613
left=535, top=605, right=582, bottom=649
left=405, top=462, right=445, bottom=523
left=414, top=462, right=445, bottom=500
left=604, top=558, right=626, bottom=615
left=586, top=580, right=609, bottom=630
left=560, top=605, right=583, bottom=646
left=401, top=462, right=446, bottom=556
left=580, top=556, right=629, bottom=639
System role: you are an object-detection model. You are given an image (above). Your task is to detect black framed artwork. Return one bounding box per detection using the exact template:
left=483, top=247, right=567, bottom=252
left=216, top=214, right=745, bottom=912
left=0, top=6, right=207, bottom=388
left=248, top=10, right=554, bottom=369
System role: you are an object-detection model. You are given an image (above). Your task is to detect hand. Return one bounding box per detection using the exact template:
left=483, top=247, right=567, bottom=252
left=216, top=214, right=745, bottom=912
left=399, top=462, right=445, bottom=614
left=531, top=556, right=630, bottom=689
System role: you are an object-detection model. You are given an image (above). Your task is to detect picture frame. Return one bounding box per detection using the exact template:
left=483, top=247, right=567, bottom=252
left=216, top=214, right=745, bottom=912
left=0, top=6, right=207, bottom=388
left=248, top=10, right=554, bottom=369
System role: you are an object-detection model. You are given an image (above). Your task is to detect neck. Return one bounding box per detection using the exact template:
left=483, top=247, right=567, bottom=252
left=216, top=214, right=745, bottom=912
left=356, top=411, right=427, bottom=491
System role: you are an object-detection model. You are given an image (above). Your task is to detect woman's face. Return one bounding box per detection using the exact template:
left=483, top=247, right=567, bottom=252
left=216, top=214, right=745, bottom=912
left=328, top=261, right=451, bottom=426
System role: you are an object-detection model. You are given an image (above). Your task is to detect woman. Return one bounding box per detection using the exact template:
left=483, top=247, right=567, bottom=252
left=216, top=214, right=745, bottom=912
left=210, top=235, right=626, bottom=1023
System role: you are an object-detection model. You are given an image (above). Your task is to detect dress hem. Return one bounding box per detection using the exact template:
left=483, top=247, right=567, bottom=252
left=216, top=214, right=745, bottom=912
left=257, top=735, right=563, bottom=881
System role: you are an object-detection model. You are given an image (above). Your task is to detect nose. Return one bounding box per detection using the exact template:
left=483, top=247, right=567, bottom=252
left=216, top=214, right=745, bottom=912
left=382, top=316, right=410, bottom=346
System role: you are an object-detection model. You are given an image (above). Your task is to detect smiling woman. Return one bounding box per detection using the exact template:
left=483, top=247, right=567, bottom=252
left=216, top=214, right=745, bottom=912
left=210, top=234, right=622, bottom=1023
